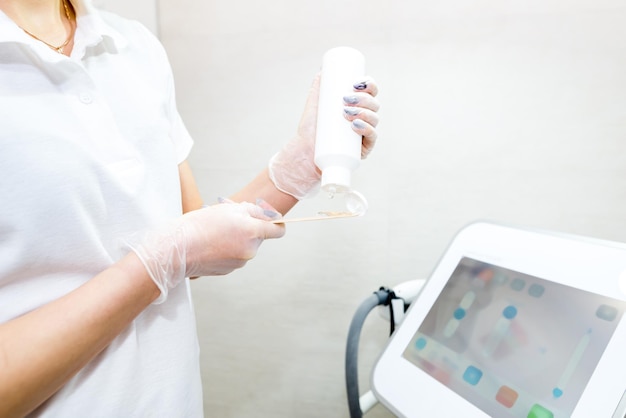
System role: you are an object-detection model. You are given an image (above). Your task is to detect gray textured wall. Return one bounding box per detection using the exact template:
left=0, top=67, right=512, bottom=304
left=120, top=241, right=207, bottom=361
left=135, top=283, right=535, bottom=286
left=105, top=0, right=626, bottom=416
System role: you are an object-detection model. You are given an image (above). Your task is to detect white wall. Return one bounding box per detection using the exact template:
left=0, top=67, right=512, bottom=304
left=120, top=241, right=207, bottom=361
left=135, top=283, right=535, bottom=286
left=106, top=1, right=626, bottom=416
left=93, top=0, right=158, bottom=35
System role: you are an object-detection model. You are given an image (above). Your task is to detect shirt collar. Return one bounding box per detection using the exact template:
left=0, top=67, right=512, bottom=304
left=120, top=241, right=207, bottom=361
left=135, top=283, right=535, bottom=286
left=0, top=8, right=28, bottom=44
left=72, top=0, right=128, bottom=56
left=0, top=0, right=128, bottom=60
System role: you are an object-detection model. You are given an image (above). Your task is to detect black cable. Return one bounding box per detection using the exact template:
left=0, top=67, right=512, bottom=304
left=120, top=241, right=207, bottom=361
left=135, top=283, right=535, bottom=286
left=345, top=288, right=392, bottom=418
left=388, top=291, right=397, bottom=336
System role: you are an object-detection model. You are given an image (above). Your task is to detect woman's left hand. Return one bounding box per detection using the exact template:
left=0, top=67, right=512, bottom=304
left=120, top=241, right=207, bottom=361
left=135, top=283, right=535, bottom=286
left=269, top=75, right=381, bottom=200
left=296, top=74, right=380, bottom=158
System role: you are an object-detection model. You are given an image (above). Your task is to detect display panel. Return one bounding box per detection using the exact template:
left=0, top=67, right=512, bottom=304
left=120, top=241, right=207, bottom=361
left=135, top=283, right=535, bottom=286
left=403, top=257, right=626, bottom=418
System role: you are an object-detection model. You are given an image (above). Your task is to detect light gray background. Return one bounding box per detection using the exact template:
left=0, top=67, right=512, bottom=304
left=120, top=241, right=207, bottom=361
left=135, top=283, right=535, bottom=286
left=101, top=1, right=625, bottom=416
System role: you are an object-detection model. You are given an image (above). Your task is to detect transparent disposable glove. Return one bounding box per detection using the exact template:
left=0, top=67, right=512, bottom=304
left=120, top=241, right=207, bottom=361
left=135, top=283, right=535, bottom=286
left=268, top=74, right=380, bottom=200
left=126, top=201, right=285, bottom=304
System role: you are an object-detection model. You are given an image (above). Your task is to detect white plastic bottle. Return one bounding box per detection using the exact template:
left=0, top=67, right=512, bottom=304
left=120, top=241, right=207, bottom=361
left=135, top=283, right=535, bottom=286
left=314, top=47, right=365, bottom=199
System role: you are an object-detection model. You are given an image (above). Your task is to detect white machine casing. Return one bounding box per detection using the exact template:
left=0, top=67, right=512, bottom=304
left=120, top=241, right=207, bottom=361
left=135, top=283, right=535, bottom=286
left=371, top=221, right=626, bottom=418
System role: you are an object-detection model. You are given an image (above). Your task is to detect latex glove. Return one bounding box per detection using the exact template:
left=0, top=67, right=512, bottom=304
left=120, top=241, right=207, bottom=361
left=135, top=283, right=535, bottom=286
left=268, top=75, right=380, bottom=200
left=126, top=201, right=285, bottom=304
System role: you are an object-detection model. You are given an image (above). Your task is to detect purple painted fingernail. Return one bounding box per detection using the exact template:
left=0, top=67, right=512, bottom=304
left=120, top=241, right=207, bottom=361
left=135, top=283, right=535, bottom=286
left=343, top=95, right=359, bottom=105
left=256, top=198, right=281, bottom=219
left=263, top=209, right=280, bottom=219
left=344, top=107, right=361, bottom=116
left=352, top=119, right=367, bottom=129
left=353, top=81, right=367, bottom=90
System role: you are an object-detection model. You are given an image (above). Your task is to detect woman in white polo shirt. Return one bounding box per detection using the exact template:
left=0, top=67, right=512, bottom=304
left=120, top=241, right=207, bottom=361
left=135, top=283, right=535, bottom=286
left=0, top=0, right=380, bottom=416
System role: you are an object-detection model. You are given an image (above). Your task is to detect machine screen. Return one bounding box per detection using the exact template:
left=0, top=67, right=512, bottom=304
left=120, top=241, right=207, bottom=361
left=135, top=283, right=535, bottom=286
left=403, top=257, right=626, bottom=417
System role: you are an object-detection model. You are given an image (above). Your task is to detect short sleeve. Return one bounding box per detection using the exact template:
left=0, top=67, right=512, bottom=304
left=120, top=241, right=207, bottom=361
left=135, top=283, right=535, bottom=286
left=164, top=64, right=194, bottom=164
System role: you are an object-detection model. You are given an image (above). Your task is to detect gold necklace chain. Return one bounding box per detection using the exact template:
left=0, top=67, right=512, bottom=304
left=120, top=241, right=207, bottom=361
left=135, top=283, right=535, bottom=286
left=20, top=0, right=74, bottom=54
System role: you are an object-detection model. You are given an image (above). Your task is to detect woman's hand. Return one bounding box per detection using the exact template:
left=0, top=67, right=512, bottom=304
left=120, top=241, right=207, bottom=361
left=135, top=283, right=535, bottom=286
left=127, top=201, right=285, bottom=303
left=298, top=74, right=380, bottom=158
left=268, top=75, right=380, bottom=200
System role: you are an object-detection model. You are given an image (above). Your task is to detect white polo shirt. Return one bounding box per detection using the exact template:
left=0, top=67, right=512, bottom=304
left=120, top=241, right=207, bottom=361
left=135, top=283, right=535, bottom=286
left=0, top=2, right=203, bottom=416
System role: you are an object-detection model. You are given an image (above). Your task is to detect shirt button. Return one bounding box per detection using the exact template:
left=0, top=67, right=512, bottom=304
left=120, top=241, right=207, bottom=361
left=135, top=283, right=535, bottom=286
left=79, top=92, right=93, bottom=104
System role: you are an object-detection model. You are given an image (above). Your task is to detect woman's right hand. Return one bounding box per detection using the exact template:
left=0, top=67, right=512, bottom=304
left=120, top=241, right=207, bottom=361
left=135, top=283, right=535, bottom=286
left=127, top=201, right=285, bottom=303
